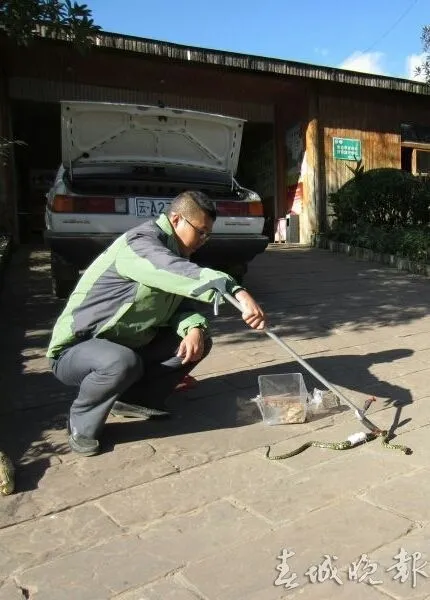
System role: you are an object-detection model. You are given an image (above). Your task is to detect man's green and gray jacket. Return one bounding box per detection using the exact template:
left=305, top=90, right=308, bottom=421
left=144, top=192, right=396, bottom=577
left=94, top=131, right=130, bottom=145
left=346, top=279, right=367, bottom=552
left=47, top=214, right=242, bottom=359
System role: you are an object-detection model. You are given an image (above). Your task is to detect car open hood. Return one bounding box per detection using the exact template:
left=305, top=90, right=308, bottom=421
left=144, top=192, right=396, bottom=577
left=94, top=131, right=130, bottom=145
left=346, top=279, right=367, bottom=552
left=61, top=101, right=245, bottom=175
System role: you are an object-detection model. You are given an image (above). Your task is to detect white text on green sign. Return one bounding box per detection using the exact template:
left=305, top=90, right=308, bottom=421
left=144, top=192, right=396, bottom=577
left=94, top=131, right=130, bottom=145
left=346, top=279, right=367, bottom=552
left=333, top=137, right=362, bottom=161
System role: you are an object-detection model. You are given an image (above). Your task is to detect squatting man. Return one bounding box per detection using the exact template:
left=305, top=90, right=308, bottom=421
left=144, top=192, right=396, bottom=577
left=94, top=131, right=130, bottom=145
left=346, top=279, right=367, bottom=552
left=47, top=190, right=266, bottom=456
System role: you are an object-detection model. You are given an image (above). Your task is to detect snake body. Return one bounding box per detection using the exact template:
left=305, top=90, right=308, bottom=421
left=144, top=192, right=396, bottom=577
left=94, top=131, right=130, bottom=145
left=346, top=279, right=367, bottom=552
left=0, top=451, right=15, bottom=496
left=380, top=434, right=412, bottom=454
left=265, top=431, right=412, bottom=460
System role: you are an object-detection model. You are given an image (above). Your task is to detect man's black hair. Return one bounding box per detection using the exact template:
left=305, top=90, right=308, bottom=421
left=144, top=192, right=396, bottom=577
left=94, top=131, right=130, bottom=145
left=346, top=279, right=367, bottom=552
left=168, top=190, right=217, bottom=221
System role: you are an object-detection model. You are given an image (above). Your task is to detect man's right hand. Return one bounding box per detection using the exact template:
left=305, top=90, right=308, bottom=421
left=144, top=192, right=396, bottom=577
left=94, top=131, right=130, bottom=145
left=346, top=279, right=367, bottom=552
left=234, top=290, right=266, bottom=330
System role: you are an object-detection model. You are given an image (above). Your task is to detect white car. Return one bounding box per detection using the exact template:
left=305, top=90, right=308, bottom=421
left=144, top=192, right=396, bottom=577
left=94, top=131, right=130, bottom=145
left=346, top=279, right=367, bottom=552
left=45, top=101, right=268, bottom=298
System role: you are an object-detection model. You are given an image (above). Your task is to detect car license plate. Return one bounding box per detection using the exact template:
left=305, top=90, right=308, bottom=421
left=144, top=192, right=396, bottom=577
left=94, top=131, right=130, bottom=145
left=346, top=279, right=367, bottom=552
left=135, top=198, right=172, bottom=217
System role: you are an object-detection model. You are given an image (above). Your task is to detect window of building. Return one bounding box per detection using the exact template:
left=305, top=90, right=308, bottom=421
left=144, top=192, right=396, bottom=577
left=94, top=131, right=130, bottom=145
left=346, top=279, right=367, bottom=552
left=416, top=150, right=430, bottom=175
left=401, top=123, right=430, bottom=176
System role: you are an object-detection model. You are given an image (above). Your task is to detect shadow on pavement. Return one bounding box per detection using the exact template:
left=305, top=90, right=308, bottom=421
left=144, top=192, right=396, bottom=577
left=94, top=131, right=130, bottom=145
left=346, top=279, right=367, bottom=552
left=101, top=348, right=414, bottom=450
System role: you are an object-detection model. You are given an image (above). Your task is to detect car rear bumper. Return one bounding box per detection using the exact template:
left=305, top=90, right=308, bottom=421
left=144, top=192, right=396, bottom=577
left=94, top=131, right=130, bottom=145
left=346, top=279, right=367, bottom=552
left=44, top=231, right=269, bottom=270
left=44, top=231, right=119, bottom=269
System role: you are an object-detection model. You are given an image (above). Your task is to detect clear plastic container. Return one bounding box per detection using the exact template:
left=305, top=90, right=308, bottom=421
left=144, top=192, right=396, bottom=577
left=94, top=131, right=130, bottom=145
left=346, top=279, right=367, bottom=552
left=256, top=373, right=308, bottom=425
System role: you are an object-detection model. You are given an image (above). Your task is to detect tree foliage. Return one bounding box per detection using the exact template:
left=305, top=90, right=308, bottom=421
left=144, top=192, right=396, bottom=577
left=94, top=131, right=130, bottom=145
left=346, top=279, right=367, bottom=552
left=0, top=0, right=100, bottom=47
left=329, top=168, right=430, bottom=228
left=416, top=25, right=430, bottom=82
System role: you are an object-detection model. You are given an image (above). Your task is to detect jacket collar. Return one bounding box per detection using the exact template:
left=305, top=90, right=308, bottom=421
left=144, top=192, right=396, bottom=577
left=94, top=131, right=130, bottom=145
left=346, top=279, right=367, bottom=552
left=156, top=213, right=182, bottom=256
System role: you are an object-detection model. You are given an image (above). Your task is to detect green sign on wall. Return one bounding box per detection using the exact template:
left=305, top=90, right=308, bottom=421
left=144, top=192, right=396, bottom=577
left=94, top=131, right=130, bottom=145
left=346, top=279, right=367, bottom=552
left=333, top=137, right=362, bottom=161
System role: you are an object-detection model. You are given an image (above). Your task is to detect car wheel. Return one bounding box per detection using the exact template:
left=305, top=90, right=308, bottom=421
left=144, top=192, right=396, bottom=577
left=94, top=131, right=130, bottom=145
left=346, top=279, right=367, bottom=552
left=50, top=252, right=80, bottom=299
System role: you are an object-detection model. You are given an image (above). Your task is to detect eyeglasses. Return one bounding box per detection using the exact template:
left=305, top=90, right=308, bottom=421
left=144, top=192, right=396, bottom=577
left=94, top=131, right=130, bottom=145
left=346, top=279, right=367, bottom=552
left=181, top=216, right=211, bottom=240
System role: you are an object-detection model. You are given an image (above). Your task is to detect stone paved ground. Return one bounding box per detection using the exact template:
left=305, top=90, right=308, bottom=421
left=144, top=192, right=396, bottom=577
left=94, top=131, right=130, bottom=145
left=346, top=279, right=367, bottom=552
left=1, top=244, right=430, bottom=600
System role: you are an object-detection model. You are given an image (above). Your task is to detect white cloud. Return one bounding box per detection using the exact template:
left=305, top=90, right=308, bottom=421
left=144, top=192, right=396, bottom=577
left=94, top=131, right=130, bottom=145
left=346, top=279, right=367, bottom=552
left=338, top=51, right=386, bottom=75
left=405, top=53, right=427, bottom=81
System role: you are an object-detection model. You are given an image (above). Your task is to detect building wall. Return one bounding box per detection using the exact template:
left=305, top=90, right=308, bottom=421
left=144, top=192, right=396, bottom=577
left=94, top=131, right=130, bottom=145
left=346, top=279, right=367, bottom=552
left=8, top=77, right=274, bottom=124
left=319, top=93, right=401, bottom=197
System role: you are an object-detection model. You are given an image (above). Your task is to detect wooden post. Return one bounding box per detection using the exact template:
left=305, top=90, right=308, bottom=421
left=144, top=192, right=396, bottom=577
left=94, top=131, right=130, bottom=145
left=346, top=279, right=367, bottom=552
left=305, top=89, right=326, bottom=237
left=274, top=103, right=286, bottom=219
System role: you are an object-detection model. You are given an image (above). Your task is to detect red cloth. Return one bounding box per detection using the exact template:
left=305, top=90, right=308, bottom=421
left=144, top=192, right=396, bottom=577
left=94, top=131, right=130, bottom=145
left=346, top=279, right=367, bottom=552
left=175, top=374, right=197, bottom=391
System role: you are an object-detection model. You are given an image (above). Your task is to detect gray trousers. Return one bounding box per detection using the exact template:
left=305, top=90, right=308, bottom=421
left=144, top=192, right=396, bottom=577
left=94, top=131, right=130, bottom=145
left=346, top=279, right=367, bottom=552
left=50, top=329, right=212, bottom=438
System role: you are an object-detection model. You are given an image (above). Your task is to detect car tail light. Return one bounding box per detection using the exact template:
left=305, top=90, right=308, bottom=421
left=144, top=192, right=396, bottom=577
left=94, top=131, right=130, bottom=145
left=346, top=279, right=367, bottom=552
left=216, top=201, right=264, bottom=217
left=51, top=195, right=127, bottom=214
left=247, top=202, right=264, bottom=216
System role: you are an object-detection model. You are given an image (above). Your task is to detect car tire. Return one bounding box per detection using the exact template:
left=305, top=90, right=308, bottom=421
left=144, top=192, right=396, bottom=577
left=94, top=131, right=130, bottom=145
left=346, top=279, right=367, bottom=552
left=51, top=252, right=80, bottom=299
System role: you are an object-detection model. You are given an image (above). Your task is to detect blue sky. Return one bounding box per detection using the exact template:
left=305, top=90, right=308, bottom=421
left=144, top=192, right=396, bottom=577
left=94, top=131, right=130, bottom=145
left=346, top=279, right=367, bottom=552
left=88, top=0, right=427, bottom=81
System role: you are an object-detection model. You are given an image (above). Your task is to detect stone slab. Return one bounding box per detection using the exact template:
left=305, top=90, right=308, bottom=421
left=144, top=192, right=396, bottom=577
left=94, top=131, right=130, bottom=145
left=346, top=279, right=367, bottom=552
left=362, top=467, right=430, bottom=522
left=181, top=498, right=411, bottom=600
left=113, top=576, right=204, bottom=599
left=0, top=580, right=24, bottom=600
left=285, top=578, right=387, bottom=600
left=363, top=425, right=430, bottom=469
left=136, top=499, right=271, bottom=563
left=0, top=504, right=121, bottom=579
left=16, top=535, right=178, bottom=600
left=367, top=524, right=430, bottom=599
left=98, top=453, right=296, bottom=527
left=0, top=442, right=175, bottom=528
left=232, top=445, right=416, bottom=525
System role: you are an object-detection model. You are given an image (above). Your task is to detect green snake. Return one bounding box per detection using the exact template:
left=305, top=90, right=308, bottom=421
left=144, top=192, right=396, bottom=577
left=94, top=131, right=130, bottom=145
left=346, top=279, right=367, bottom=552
left=265, top=430, right=412, bottom=460
left=0, top=450, right=15, bottom=496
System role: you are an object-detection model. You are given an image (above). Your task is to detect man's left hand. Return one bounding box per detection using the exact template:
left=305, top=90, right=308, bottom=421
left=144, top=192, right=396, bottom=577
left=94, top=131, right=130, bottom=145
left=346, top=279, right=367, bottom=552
left=177, top=328, right=205, bottom=364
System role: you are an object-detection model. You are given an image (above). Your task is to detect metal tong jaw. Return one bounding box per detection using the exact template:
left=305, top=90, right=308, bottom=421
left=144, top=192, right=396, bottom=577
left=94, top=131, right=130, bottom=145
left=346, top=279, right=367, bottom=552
left=190, top=278, right=230, bottom=316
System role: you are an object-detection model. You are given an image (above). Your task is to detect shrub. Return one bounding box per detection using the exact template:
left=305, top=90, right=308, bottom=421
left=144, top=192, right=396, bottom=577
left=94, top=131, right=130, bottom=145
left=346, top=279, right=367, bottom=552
left=329, top=168, right=430, bottom=228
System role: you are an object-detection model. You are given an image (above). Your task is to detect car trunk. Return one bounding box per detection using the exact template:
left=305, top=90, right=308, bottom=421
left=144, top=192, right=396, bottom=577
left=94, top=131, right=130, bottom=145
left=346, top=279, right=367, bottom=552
left=65, top=165, right=241, bottom=201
